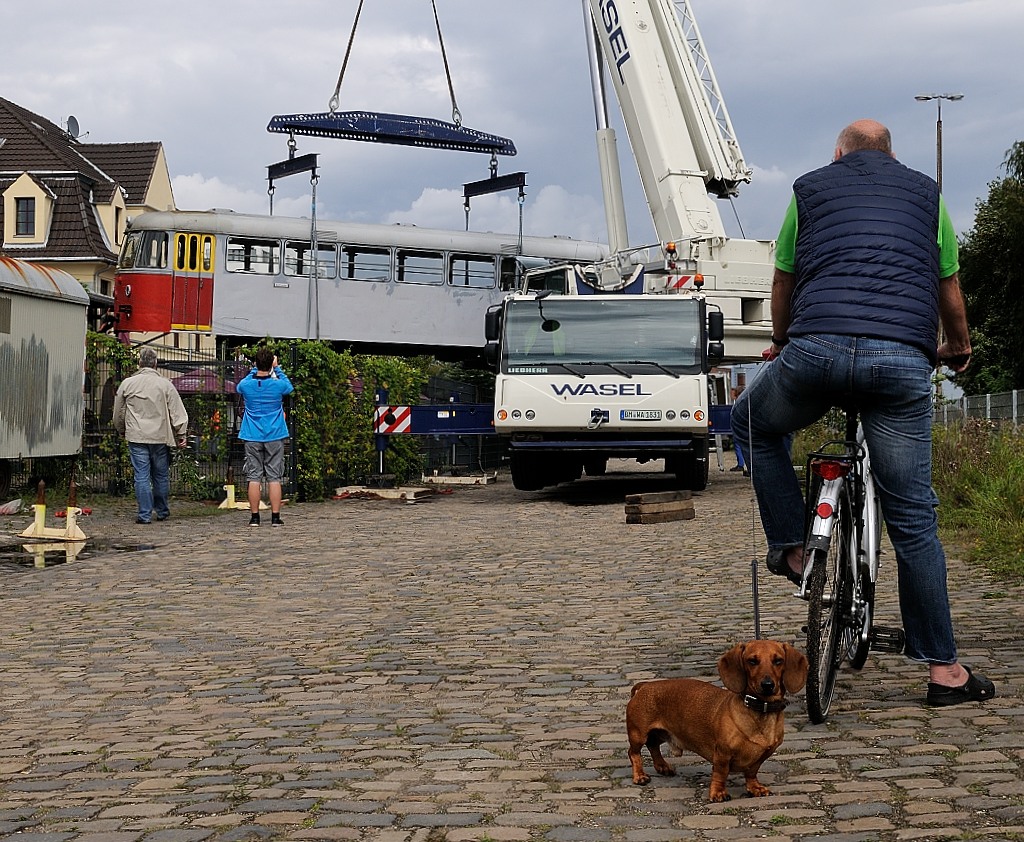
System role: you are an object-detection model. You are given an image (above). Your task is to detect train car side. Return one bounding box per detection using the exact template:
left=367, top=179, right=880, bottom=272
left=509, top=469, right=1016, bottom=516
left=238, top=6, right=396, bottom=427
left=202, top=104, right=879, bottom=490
left=114, top=210, right=609, bottom=356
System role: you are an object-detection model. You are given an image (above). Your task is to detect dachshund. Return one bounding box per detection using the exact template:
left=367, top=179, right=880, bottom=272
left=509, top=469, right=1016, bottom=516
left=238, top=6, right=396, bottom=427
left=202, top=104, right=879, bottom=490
left=626, top=640, right=808, bottom=801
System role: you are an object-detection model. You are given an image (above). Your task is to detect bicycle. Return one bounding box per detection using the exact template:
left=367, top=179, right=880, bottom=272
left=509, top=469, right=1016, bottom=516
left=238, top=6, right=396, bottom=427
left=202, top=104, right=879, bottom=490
left=798, top=404, right=906, bottom=723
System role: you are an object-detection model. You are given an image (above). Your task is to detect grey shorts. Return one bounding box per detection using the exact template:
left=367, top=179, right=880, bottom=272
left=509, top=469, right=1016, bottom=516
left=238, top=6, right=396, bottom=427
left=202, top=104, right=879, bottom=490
left=243, top=439, right=286, bottom=483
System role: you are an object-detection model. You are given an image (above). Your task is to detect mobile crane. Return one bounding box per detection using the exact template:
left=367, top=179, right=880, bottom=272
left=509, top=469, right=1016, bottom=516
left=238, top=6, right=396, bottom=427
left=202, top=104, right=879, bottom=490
left=484, top=0, right=774, bottom=491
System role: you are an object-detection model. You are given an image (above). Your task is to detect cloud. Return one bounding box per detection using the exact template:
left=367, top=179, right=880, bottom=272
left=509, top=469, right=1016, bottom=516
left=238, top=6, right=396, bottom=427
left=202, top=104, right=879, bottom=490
left=171, top=173, right=322, bottom=219
left=384, top=184, right=608, bottom=244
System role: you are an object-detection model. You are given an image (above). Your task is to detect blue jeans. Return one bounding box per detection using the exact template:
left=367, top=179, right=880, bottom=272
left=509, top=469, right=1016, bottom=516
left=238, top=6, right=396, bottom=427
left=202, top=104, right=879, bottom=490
left=732, top=335, right=957, bottom=664
left=128, top=443, right=171, bottom=523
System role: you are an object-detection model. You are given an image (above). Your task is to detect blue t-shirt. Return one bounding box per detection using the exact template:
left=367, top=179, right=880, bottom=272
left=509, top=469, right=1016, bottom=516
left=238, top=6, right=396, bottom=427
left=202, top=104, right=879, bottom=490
left=237, top=367, right=294, bottom=442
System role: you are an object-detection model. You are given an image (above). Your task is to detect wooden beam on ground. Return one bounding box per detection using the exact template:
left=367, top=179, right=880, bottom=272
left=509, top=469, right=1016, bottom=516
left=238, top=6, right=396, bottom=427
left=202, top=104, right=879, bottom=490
left=624, top=490, right=696, bottom=524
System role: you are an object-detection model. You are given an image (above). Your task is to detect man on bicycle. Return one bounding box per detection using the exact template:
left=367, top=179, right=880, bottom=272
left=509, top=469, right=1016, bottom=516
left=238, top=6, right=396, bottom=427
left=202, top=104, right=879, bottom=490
left=732, top=119, right=995, bottom=707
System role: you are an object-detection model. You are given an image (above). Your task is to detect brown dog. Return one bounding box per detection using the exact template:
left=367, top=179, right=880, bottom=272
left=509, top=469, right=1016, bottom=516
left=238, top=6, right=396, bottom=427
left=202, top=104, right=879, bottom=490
left=626, top=640, right=808, bottom=802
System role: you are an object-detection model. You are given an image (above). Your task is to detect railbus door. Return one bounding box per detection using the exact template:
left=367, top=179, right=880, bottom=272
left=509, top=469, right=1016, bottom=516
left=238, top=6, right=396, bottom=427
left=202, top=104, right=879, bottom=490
left=171, top=233, right=215, bottom=331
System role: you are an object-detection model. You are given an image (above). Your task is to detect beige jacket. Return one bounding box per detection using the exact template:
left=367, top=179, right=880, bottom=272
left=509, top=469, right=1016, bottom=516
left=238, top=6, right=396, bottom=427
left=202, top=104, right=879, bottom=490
left=113, top=368, right=188, bottom=446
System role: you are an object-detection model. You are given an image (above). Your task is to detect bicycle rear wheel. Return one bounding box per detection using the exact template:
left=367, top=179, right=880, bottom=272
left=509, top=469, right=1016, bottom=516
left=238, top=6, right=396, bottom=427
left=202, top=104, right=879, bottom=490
left=805, top=483, right=855, bottom=724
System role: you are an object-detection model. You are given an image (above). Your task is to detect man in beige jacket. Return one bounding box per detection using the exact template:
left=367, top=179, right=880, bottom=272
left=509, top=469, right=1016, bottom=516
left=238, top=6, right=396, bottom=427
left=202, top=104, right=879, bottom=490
left=113, top=348, right=189, bottom=524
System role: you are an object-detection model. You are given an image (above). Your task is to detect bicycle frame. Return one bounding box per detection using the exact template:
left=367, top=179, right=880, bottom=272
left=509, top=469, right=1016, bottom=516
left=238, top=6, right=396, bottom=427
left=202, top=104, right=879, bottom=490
left=802, top=408, right=904, bottom=723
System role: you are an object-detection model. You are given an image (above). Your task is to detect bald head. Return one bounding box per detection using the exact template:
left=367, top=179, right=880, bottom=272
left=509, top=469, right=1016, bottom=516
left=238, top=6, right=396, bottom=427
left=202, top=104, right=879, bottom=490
left=835, top=120, right=893, bottom=160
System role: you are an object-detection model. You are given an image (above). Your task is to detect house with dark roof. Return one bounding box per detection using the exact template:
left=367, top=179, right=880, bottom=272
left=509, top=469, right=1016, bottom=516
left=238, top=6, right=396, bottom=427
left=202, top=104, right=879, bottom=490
left=0, top=96, right=175, bottom=300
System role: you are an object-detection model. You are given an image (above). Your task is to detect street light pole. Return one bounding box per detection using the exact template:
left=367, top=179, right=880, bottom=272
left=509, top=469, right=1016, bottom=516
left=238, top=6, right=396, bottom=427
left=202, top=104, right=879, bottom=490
left=914, top=93, right=964, bottom=194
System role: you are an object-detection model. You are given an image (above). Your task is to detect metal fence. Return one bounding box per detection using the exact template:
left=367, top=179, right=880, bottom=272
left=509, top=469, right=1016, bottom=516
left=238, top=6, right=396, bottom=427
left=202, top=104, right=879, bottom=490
left=933, top=390, right=1023, bottom=426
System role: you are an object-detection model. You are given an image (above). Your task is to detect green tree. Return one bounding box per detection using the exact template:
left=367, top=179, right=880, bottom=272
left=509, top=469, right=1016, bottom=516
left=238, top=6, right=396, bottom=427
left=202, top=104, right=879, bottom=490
left=956, top=140, right=1024, bottom=394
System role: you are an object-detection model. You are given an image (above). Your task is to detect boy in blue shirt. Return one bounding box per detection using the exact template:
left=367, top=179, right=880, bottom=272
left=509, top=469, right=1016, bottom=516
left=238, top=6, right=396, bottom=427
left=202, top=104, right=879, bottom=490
left=237, top=348, right=294, bottom=527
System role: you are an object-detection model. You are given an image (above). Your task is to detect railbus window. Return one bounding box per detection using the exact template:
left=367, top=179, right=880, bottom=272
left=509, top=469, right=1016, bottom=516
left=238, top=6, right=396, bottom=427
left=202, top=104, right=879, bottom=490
left=285, top=241, right=338, bottom=278
left=449, top=254, right=496, bottom=288
left=499, top=256, right=520, bottom=291
left=341, top=245, right=391, bottom=281
left=225, top=237, right=280, bottom=274
left=201, top=235, right=214, bottom=271
left=396, top=249, right=444, bottom=285
left=142, top=231, right=169, bottom=268
left=118, top=233, right=141, bottom=269
left=174, top=233, right=208, bottom=272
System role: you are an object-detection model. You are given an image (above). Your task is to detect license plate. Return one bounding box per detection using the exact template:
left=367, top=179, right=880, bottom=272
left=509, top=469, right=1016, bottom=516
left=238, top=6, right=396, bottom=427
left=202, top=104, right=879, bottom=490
left=620, top=409, right=661, bottom=421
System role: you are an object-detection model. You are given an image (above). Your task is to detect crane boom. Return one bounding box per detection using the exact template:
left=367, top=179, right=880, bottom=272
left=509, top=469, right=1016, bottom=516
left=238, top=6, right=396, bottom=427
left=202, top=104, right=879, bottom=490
left=584, top=0, right=775, bottom=359
left=588, top=0, right=751, bottom=243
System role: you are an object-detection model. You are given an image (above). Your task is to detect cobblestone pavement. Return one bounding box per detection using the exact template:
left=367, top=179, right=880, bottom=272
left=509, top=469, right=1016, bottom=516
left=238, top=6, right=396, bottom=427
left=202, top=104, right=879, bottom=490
left=0, top=460, right=1022, bottom=842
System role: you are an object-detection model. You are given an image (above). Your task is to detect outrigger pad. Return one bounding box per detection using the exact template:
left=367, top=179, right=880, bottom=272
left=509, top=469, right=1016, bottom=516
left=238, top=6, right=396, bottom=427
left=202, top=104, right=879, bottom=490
left=267, top=111, right=517, bottom=156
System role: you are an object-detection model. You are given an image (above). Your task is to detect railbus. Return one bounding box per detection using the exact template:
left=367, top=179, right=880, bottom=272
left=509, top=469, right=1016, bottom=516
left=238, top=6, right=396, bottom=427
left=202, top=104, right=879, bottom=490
left=113, top=210, right=610, bottom=358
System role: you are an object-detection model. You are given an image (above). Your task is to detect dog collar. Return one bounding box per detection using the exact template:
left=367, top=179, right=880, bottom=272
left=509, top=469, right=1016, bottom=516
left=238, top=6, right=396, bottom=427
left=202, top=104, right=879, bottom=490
left=743, top=694, right=788, bottom=714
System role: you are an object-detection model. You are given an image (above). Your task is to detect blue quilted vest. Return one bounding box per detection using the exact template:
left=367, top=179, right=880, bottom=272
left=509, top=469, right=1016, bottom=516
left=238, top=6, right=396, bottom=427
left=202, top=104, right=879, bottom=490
left=790, top=150, right=941, bottom=361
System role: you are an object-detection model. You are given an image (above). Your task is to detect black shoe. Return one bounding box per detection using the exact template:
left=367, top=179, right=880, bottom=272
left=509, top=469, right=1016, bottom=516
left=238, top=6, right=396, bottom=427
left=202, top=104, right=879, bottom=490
left=729, top=464, right=745, bottom=472
left=766, top=547, right=802, bottom=585
left=926, top=667, right=996, bottom=707
left=249, top=513, right=261, bottom=527
left=271, top=514, right=283, bottom=528
left=135, top=518, right=151, bottom=525
left=156, top=514, right=169, bottom=521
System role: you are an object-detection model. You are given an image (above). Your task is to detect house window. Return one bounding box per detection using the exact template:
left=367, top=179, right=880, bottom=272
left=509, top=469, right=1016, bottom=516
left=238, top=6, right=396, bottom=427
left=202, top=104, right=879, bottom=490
left=15, top=197, right=35, bottom=236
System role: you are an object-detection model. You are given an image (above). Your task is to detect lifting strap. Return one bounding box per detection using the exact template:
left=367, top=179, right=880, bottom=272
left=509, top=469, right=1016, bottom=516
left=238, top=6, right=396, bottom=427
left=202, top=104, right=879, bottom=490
left=329, top=0, right=365, bottom=113
left=430, top=0, right=461, bottom=127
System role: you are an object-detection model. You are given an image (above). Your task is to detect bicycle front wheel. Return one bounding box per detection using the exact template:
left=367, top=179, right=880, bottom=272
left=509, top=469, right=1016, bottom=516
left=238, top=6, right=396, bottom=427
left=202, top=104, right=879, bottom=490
left=805, top=483, right=855, bottom=724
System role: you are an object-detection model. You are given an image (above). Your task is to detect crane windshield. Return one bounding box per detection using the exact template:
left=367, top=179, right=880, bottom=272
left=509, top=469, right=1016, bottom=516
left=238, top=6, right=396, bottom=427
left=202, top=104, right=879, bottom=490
left=501, top=297, right=703, bottom=375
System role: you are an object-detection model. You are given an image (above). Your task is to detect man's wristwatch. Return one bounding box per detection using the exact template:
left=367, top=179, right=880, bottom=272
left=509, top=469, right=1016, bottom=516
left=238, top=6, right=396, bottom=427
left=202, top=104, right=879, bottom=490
left=771, top=335, right=789, bottom=347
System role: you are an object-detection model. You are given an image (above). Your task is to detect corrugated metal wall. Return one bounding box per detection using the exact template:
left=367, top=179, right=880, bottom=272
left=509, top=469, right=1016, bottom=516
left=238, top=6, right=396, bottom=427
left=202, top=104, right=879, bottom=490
left=0, top=290, right=87, bottom=458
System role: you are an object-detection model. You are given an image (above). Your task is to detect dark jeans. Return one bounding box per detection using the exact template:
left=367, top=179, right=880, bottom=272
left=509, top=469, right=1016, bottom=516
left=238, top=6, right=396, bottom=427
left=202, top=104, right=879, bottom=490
left=128, top=442, right=171, bottom=523
left=732, top=334, right=957, bottom=664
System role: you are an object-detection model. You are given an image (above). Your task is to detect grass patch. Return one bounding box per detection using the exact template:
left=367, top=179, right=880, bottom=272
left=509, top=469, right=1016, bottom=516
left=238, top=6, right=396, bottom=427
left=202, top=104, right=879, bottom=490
left=933, top=420, right=1024, bottom=578
left=793, top=415, right=1024, bottom=579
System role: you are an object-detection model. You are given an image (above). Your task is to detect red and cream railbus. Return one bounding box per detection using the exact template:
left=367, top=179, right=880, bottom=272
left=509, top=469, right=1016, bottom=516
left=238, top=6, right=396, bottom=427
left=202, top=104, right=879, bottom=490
left=113, top=210, right=609, bottom=357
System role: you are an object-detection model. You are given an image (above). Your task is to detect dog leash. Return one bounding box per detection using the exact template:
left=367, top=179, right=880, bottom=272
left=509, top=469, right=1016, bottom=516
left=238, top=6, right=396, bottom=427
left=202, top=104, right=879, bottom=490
left=748, top=414, right=761, bottom=641
left=742, top=365, right=763, bottom=641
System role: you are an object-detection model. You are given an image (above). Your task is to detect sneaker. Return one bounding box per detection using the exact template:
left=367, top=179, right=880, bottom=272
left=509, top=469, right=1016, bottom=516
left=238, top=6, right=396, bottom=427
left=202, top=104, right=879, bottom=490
left=248, top=513, right=261, bottom=527
left=271, top=514, right=283, bottom=527
left=926, top=666, right=996, bottom=706
left=135, top=517, right=151, bottom=525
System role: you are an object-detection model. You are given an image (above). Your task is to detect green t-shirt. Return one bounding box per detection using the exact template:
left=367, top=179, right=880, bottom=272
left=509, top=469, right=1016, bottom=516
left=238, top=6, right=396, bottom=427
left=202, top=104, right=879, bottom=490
left=774, top=194, right=959, bottom=278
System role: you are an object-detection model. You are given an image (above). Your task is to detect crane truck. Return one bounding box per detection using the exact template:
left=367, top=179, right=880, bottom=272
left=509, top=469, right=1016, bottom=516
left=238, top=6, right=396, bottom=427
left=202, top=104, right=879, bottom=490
left=485, top=0, right=775, bottom=492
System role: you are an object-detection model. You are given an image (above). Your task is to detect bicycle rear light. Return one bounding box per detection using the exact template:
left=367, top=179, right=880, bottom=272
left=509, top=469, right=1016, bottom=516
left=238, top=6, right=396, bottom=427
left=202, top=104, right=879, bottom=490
left=811, top=459, right=852, bottom=482
left=816, top=501, right=834, bottom=519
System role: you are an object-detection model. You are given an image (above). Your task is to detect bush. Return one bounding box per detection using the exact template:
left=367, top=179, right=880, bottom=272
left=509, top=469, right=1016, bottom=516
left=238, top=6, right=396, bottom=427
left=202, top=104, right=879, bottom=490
left=236, top=341, right=429, bottom=501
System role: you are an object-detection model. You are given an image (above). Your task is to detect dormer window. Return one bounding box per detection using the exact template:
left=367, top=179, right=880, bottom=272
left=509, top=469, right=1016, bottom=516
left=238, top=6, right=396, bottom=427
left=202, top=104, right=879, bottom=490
left=15, top=197, right=35, bottom=236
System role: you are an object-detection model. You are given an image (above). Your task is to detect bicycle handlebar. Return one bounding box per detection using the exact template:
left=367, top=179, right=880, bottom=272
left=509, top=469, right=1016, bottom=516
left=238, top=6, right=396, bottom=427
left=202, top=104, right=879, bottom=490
left=939, top=352, right=971, bottom=369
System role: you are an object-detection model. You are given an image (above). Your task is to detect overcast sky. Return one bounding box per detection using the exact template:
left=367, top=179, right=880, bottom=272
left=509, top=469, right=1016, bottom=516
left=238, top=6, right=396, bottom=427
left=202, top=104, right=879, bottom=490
left=7, top=0, right=1023, bottom=249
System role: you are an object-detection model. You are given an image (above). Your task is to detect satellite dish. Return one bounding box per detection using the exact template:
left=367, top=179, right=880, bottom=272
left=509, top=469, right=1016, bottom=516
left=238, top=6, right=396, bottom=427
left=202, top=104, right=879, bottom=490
left=66, top=115, right=80, bottom=138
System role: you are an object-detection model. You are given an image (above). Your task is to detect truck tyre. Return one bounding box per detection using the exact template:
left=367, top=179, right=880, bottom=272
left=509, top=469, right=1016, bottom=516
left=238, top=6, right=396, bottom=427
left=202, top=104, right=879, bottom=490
left=510, top=451, right=547, bottom=491
left=583, top=457, right=607, bottom=476
left=559, top=457, right=583, bottom=483
left=668, top=442, right=709, bottom=492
